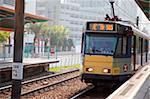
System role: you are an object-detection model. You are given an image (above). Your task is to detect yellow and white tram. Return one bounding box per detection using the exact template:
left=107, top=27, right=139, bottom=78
left=81, top=21, right=149, bottom=84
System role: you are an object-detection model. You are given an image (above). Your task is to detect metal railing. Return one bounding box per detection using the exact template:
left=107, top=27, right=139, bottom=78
left=0, top=44, right=81, bottom=68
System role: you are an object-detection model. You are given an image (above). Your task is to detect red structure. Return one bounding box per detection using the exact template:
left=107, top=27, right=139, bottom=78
left=0, top=6, right=49, bottom=32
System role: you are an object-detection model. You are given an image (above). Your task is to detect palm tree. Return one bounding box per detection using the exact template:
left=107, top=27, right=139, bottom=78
left=26, top=23, right=50, bottom=53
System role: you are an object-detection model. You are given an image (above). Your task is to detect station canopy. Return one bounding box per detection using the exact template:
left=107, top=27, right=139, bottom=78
left=135, top=0, right=150, bottom=20
left=0, top=6, right=49, bottom=32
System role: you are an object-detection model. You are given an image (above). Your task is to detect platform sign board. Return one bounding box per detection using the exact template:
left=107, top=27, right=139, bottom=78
left=12, top=63, right=23, bottom=80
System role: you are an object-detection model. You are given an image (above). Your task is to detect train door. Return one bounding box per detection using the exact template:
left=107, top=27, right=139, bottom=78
left=134, top=37, right=141, bottom=70
left=143, top=39, right=148, bottom=65
left=141, top=38, right=143, bottom=66
left=131, top=35, right=136, bottom=71
left=145, top=40, right=148, bottom=63
left=135, top=37, right=143, bottom=68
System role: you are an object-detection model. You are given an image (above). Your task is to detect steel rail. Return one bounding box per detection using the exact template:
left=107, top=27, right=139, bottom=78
left=0, top=69, right=79, bottom=97
left=70, top=85, right=94, bottom=99
left=21, top=75, right=80, bottom=97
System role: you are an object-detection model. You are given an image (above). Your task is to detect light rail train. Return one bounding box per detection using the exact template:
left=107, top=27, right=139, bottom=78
left=81, top=21, right=149, bottom=85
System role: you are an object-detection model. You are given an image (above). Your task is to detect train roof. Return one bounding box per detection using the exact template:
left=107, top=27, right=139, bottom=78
left=116, top=21, right=150, bottom=39
left=86, top=21, right=150, bottom=40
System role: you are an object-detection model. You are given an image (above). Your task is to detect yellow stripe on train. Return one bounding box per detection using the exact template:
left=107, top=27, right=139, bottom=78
left=83, top=55, right=120, bottom=75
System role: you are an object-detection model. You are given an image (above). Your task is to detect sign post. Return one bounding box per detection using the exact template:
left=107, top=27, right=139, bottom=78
left=11, top=0, right=25, bottom=99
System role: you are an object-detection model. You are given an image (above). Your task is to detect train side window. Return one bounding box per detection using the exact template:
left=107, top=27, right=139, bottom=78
left=131, top=36, right=136, bottom=54
left=115, top=36, right=128, bottom=56
left=123, top=37, right=127, bottom=55
left=144, top=40, right=148, bottom=52
left=115, top=37, right=122, bottom=55
left=138, top=37, right=141, bottom=53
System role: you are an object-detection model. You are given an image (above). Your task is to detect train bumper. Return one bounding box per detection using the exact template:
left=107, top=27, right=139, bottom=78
left=81, top=73, right=131, bottom=82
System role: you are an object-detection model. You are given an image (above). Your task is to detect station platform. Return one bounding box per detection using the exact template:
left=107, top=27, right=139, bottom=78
left=0, top=58, right=59, bottom=83
left=107, top=64, right=150, bottom=99
left=0, top=58, right=58, bottom=70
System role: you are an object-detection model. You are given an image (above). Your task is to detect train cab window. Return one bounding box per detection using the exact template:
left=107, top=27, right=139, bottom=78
left=85, top=34, right=117, bottom=55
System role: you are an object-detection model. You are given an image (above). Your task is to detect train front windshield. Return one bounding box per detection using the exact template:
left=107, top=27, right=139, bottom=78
left=85, top=34, right=117, bottom=55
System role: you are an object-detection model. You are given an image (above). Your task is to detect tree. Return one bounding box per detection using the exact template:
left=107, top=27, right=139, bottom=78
left=26, top=23, right=50, bottom=53
left=49, top=25, right=69, bottom=51
left=27, top=24, right=72, bottom=52
left=68, top=38, right=74, bottom=51
left=27, top=23, right=45, bottom=43
left=0, top=31, right=10, bottom=43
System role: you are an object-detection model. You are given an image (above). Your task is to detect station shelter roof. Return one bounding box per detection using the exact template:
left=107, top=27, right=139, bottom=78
left=0, top=6, right=49, bottom=32
left=135, top=0, right=150, bottom=20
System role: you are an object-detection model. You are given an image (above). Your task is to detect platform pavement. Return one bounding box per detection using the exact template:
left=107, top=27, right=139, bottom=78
left=106, top=64, right=150, bottom=99
left=0, top=58, right=59, bottom=69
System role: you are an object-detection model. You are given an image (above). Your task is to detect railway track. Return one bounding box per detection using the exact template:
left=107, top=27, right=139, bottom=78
left=70, top=81, right=125, bottom=99
left=70, top=86, right=113, bottom=99
left=70, top=85, right=94, bottom=99
left=0, top=69, right=80, bottom=98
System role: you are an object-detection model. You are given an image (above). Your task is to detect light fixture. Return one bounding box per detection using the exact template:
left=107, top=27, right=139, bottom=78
left=103, top=68, right=111, bottom=73
left=86, top=68, right=93, bottom=72
left=103, top=68, right=109, bottom=73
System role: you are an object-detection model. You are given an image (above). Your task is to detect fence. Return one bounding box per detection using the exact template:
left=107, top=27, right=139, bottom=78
left=0, top=44, right=81, bottom=69
left=49, top=54, right=81, bottom=68
left=0, top=44, right=77, bottom=60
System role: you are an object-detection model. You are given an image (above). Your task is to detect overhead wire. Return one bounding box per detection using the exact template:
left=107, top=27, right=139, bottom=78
left=114, top=2, right=136, bottom=20
left=114, top=0, right=150, bottom=26
left=103, top=0, right=135, bottom=21
left=101, top=0, right=150, bottom=28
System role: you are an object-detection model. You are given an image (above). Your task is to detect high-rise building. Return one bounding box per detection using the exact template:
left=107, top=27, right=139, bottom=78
left=36, top=0, right=150, bottom=51
left=66, top=0, right=149, bottom=31
left=36, top=0, right=109, bottom=46
left=0, top=0, right=36, bottom=14
left=0, top=0, right=15, bottom=9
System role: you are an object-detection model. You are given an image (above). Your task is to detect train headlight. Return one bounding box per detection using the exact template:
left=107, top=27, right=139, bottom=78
left=86, top=68, right=93, bottom=72
left=103, top=68, right=111, bottom=73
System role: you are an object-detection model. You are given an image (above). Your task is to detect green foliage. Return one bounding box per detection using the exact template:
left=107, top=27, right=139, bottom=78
left=49, top=25, right=70, bottom=51
left=0, top=31, right=10, bottom=43
left=27, top=23, right=49, bottom=39
left=49, top=64, right=81, bottom=72
left=26, top=23, right=75, bottom=51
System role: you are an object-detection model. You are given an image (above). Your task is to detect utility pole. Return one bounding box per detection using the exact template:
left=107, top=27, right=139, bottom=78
left=11, top=0, right=25, bottom=99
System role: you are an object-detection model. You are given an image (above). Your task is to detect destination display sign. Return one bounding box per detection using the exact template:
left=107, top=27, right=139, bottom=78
left=86, top=22, right=115, bottom=31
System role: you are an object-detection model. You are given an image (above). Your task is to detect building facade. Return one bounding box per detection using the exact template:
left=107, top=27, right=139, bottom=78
left=0, top=0, right=40, bottom=58
left=0, top=0, right=36, bottom=14
left=0, top=0, right=15, bottom=6
left=36, top=0, right=108, bottom=47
